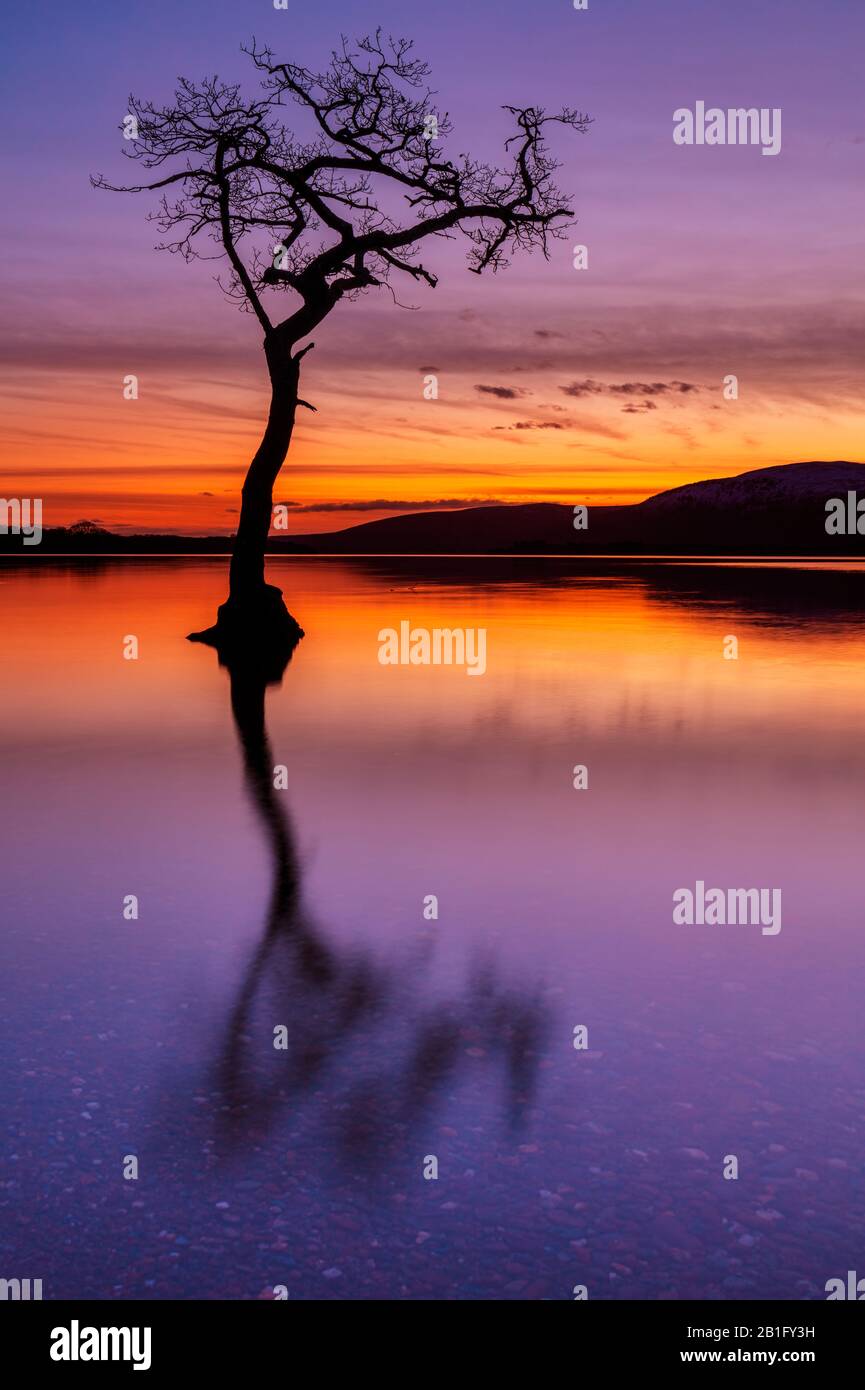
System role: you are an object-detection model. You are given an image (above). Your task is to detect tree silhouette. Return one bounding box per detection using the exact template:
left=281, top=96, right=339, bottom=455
left=94, top=31, right=588, bottom=647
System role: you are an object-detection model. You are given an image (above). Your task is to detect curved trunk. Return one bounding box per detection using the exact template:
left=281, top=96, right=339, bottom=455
left=229, top=336, right=300, bottom=603
left=188, top=334, right=312, bottom=650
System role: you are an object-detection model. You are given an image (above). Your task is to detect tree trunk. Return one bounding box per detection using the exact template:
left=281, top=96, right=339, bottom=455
left=188, top=333, right=307, bottom=652
left=229, top=335, right=300, bottom=603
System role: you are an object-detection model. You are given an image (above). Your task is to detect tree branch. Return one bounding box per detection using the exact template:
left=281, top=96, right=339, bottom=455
left=93, top=34, right=588, bottom=345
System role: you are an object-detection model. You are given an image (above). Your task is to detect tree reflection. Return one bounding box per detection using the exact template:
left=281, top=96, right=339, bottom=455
left=191, top=625, right=547, bottom=1160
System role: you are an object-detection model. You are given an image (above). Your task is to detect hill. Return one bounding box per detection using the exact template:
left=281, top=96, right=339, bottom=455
left=298, top=461, right=865, bottom=554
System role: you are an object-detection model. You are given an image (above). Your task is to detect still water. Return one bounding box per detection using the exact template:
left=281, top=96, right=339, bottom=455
left=1, top=556, right=864, bottom=1299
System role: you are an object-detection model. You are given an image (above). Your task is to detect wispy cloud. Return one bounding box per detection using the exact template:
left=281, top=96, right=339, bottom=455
left=276, top=497, right=498, bottom=513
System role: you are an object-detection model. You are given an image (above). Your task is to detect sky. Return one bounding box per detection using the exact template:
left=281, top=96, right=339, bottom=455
left=1, top=0, right=863, bottom=534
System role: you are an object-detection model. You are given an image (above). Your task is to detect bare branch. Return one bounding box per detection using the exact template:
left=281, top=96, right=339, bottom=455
left=93, top=34, right=588, bottom=345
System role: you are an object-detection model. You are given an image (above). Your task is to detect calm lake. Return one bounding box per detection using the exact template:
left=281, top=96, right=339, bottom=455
left=1, top=556, right=864, bottom=1299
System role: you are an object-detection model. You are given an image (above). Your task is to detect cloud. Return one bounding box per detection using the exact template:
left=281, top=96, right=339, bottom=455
left=494, top=420, right=565, bottom=431
left=493, top=414, right=627, bottom=439
left=610, top=381, right=699, bottom=396
left=621, top=401, right=658, bottom=413
left=561, top=379, right=700, bottom=399
left=275, top=497, right=499, bottom=513
left=475, top=384, right=528, bottom=400
left=560, top=380, right=605, bottom=398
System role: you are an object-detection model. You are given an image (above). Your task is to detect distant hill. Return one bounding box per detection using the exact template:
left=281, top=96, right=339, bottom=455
left=0, top=522, right=307, bottom=556
left=299, top=461, right=865, bottom=554
left=302, top=501, right=584, bottom=553
left=3, top=462, right=865, bottom=556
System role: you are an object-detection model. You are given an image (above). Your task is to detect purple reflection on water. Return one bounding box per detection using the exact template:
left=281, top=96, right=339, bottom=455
left=1, top=557, right=864, bottom=1299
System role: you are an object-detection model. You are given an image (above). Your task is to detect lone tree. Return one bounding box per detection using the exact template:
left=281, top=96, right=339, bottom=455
left=95, top=33, right=588, bottom=648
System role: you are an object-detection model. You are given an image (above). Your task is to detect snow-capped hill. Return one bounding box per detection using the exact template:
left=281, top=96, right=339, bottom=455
left=640, top=461, right=865, bottom=512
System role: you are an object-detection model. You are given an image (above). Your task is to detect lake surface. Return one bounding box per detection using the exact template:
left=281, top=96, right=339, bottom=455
left=1, top=556, right=864, bottom=1300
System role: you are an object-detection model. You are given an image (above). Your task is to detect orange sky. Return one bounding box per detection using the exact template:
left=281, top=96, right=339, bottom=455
left=3, top=311, right=863, bottom=535
left=4, top=259, right=864, bottom=538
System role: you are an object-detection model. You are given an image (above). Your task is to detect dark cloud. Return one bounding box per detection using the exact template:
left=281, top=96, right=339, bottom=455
left=534, top=329, right=566, bottom=340
left=494, top=420, right=565, bottom=431
left=493, top=414, right=627, bottom=439
left=562, top=379, right=700, bottom=399
left=475, top=384, right=528, bottom=400
left=276, top=498, right=497, bottom=513
left=560, top=379, right=605, bottom=398
left=609, top=380, right=698, bottom=396
left=621, top=401, right=658, bottom=413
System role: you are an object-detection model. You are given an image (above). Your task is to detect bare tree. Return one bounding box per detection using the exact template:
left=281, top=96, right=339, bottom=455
left=94, top=32, right=589, bottom=646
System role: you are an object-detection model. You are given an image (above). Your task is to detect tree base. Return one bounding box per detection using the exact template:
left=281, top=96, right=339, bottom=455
left=187, top=584, right=304, bottom=681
